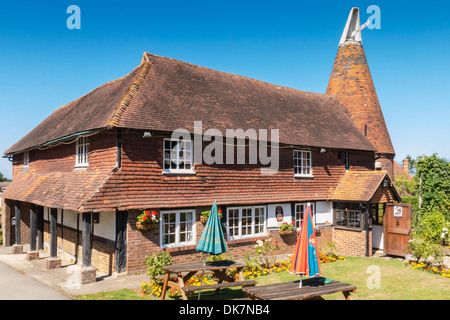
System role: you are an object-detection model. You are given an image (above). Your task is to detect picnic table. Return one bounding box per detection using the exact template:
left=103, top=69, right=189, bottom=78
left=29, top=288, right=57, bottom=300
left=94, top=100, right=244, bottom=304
left=160, top=260, right=257, bottom=300
left=242, top=277, right=357, bottom=300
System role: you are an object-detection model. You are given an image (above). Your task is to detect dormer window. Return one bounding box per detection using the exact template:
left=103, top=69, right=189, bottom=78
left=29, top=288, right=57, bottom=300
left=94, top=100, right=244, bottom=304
left=75, top=136, right=89, bottom=167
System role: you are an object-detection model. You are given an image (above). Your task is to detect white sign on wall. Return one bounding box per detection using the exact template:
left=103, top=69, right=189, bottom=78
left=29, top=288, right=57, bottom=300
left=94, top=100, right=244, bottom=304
left=267, top=203, right=292, bottom=228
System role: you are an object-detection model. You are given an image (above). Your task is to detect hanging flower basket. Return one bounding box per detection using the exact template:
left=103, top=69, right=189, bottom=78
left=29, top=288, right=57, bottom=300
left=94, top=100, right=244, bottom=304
left=279, top=229, right=294, bottom=236
left=279, top=221, right=295, bottom=236
left=136, top=210, right=160, bottom=231
left=200, top=208, right=223, bottom=225
left=136, top=221, right=158, bottom=230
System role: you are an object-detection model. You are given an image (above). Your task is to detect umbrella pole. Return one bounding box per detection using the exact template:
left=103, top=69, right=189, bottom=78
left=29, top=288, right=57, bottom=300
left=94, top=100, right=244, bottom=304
left=299, top=275, right=303, bottom=288
left=198, top=253, right=207, bottom=300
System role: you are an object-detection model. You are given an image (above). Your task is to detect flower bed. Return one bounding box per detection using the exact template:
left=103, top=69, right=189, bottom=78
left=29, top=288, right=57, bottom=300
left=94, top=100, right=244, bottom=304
left=404, top=260, right=450, bottom=278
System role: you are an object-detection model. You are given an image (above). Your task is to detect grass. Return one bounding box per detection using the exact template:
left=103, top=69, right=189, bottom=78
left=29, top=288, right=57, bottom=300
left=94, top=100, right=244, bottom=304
left=74, top=256, right=450, bottom=300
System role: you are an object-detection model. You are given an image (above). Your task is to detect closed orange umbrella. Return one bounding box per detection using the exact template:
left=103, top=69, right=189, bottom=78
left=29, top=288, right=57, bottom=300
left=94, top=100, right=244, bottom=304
left=289, top=203, right=321, bottom=287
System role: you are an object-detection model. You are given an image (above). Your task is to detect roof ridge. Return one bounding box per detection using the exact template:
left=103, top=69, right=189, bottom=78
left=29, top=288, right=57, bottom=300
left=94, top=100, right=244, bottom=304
left=107, top=54, right=153, bottom=127
left=143, top=51, right=332, bottom=98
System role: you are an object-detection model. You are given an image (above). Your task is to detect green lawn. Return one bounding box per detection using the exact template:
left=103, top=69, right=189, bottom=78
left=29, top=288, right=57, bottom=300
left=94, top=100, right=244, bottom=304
left=74, top=257, right=450, bottom=300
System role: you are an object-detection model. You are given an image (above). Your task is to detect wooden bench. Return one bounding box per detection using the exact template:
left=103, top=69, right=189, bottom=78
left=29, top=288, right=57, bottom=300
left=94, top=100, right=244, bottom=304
left=181, top=280, right=257, bottom=293
left=242, top=277, right=357, bottom=300
left=160, top=261, right=252, bottom=300
left=155, top=270, right=213, bottom=282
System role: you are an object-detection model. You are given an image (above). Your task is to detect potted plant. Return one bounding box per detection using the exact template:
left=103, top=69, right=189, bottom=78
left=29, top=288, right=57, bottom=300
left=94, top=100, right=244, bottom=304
left=136, top=210, right=160, bottom=230
left=200, top=208, right=223, bottom=224
left=279, top=221, right=295, bottom=235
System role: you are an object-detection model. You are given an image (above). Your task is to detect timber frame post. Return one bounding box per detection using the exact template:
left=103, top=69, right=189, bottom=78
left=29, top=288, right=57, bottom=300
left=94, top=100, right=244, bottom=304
left=37, top=205, right=44, bottom=250
left=26, top=204, right=39, bottom=261
left=82, top=212, right=93, bottom=267
left=81, top=211, right=97, bottom=284
left=12, top=201, right=23, bottom=254
left=46, top=208, right=61, bottom=269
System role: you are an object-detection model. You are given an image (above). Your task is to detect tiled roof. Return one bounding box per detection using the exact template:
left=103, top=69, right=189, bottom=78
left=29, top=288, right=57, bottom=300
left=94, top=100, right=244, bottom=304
left=4, top=65, right=146, bottom=155
left=5, top=52, right=376, bottom=155
left=393, top=161, right=412, bottom=180
left=330, top=170, right=400, bottom=202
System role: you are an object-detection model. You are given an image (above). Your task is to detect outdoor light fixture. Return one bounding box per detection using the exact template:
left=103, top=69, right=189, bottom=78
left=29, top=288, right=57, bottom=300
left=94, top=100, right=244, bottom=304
left=320, top=148, right=327, bottom=153
left=382, top=178, right=390, bottom=188
left=143, top=131, right=152, bottom=138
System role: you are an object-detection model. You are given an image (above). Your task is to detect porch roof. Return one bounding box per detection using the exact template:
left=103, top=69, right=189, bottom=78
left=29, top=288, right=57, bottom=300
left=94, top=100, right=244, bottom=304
left=329, top=170, right=401, bottom=203
left=1, top=168, right=113, bottom=211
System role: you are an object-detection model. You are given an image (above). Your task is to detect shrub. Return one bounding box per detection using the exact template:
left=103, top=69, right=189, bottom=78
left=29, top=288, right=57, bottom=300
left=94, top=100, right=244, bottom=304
left=414, top=208, right=448, bottom=244
left=254, top=238, right=280, bottom=267
left=144, top=251, right=172, bottom=283
left=408, top=236, right=444, bottom=266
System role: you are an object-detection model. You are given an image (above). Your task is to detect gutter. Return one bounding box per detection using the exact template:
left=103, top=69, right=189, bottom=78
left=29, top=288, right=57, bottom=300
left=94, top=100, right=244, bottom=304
left=3, top=129, right=100, bottom=156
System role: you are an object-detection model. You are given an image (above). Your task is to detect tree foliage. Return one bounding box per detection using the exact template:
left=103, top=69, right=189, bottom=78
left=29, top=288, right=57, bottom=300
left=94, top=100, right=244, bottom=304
left=412, top=154, right=450, bottom=220
left=0, top=172, right=10, bottom=182
left=399, top=154, right=450, bottom=263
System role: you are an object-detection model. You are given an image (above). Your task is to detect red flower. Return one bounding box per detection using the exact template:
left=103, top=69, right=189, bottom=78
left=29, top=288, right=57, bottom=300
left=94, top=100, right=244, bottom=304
left=218, top=209, right=222, bottom=213
left=142, top=216, right=147, bottom=221
left=151, top=210, right=157, bottom=216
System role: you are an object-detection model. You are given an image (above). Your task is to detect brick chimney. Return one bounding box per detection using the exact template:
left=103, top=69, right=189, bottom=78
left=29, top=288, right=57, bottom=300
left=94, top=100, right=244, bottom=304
left=402, top=158, right=409, bottom=174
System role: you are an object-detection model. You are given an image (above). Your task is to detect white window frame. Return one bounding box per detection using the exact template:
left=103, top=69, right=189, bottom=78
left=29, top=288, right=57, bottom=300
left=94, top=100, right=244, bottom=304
left=75, top=136, right=89, bottom=168
left=23, top=151, right=29, bottom=169
left=160, top=209, right=196, bottom=248
left=163, top=138, right=194, bottom=174
left=293, top=150, right=312, bottom=177
left=226, top=206, right=266, bottom=240
left=294, top=202, right=316, bottom=230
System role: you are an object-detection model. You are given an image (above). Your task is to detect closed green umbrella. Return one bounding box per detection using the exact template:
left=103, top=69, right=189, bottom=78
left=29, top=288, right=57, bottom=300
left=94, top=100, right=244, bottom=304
left=195, top=201, right=227, bottom=300
left=196, top=201, right=227, bottom=262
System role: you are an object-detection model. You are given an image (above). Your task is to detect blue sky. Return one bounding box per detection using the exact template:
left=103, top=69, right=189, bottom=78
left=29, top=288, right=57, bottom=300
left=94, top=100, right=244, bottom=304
left=0, top=0, right=449, bottom=179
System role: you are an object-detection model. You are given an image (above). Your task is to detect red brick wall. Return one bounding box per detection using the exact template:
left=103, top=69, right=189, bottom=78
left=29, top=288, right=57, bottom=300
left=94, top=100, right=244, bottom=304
left=333, top=228, right=372, bottom=257
left=12, top=131, right=116, bottom=179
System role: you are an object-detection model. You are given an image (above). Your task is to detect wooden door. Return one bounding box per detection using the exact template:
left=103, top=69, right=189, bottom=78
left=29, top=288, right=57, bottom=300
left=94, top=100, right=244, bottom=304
left=383, top=203, right=411, bottom=257
left=115, top=211, right=128, bottom=273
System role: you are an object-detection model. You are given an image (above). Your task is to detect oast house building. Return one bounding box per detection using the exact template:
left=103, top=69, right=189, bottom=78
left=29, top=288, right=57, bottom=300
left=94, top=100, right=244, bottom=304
left=1, top=8, right=400, bottom=282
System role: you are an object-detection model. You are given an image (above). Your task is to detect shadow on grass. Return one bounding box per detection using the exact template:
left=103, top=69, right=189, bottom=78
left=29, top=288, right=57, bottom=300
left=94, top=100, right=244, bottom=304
left=171, top=288, right=246, bottom=300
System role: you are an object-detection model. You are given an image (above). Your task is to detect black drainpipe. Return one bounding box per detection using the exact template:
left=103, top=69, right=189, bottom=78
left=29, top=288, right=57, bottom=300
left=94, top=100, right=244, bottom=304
left=116, top=129, right=122, bottom=169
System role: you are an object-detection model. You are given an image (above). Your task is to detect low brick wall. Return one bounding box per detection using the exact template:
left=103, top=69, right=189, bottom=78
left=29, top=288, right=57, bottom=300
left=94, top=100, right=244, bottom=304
left=333, top=228, right=372, bottom=257
left=43, top=221, right=115, bottom=274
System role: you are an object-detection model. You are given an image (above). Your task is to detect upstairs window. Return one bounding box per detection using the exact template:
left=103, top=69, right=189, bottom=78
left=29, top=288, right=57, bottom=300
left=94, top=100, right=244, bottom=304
left=23, top=151, right=29, bottom=169
left=293, top=150, right=312, bottom=177
left=163, top=138, right=193, bottom=173
left=75, top=136, right=89, bottom=167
